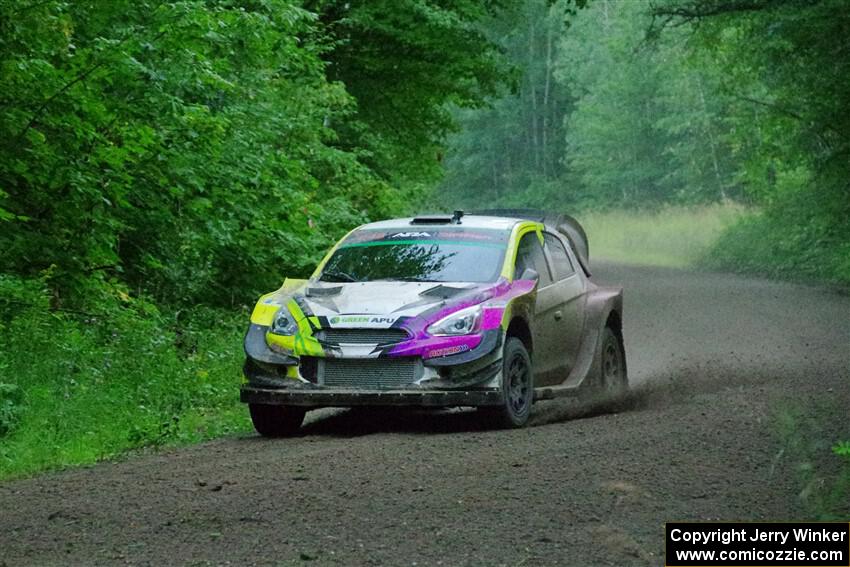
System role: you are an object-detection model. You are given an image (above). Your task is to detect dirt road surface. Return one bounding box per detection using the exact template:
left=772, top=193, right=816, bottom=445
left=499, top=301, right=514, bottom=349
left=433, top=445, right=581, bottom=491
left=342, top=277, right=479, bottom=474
left=1, top=264, right=848, bottom=566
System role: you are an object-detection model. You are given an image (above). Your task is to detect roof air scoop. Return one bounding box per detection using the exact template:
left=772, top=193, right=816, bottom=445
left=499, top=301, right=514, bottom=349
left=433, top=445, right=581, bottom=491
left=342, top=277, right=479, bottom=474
left=409, top=210, right=464, bottom=225
left=410, top=214, right=452, bottom=225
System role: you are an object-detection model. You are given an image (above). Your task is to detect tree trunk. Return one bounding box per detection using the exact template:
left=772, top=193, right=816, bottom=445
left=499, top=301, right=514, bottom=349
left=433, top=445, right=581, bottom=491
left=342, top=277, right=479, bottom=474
left=697, top=77, right=726, bottom=200
left=542, top=7, right=554, bottom=179
left=528, top=16, right=539, bottom=171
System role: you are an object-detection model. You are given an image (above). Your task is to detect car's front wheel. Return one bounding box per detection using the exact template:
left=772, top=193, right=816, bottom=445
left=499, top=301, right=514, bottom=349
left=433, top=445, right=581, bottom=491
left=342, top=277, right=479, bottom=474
left=481, top=337, right=534, bottom=428
left=249, top=404, right=306, bottom=437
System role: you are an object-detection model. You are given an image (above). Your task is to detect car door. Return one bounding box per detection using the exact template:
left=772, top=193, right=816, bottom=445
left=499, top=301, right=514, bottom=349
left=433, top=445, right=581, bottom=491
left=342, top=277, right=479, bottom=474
left=513, top=231, right=561, bottom=385
left=538, top=231, right=587, bottom=385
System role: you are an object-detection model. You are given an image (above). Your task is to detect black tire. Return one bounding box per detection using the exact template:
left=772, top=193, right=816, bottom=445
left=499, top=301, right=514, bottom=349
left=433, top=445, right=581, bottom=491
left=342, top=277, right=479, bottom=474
left=481, top=337, right=534, bottom=428
left=249, top=403, right=306, bottom=437
left=598, top=327, right=628, bottom=399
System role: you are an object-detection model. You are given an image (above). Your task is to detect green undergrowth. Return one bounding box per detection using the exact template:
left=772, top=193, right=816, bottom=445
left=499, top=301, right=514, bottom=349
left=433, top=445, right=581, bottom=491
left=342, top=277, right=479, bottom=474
left=0, top=276, right=249, bottom=480
left=578, top=203, right=746, bottom=268
left=771, top=402, right=850, bottom=520
left=703, top=193, right=850, bottom=287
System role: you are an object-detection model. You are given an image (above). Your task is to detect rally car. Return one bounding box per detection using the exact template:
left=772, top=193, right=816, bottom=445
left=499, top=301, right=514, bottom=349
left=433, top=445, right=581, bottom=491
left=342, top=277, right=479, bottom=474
left=240, top=209, right=627, bottom=435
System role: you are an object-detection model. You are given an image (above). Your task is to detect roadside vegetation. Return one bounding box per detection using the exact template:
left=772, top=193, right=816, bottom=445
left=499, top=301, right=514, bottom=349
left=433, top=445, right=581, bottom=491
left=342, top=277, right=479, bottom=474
left=772, top=404, right=850, bottom=520
left=0, top=276, right=248, bottom=478
left=705, top=206, right=850, bottom=287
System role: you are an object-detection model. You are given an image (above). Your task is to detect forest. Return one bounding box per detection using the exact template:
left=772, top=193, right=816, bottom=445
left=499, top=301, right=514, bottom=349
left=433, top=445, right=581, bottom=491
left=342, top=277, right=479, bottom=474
left=441, top=0, right=849, bottom=282
left=0, top=0, right=848, bottom=476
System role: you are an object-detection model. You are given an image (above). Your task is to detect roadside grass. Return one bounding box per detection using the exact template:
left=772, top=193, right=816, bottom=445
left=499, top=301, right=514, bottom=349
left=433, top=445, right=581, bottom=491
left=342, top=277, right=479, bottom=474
left=0, top=279, right=250, bottom=480
left=578, top=203, right=746, bottom=268
left=771, top=402, right=850, bottom=520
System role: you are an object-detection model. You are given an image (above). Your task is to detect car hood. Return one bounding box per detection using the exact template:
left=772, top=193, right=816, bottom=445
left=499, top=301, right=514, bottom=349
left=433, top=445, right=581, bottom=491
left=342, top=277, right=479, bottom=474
left=296, top=281, right=489, bottom=321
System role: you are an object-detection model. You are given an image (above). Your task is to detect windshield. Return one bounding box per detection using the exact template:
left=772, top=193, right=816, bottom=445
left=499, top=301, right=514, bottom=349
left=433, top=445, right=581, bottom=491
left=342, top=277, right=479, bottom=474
left=319, top=228, right=509, bottom=283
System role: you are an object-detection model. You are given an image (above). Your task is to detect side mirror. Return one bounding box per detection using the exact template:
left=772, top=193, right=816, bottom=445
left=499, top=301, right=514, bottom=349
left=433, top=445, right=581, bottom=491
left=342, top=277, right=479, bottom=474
left=519, top=267, right=539, bottom=282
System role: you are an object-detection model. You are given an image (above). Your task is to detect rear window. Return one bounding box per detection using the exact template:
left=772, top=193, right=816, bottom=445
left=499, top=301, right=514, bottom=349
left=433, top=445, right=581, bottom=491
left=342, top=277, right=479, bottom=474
left=318, top=228, right=510, bottom=283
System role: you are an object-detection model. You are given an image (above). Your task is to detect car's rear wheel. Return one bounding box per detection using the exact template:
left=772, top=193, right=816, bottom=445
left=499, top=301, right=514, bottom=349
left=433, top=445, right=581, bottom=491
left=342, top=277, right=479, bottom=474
left=599, top=327, right=628, bottom=398
left=249, top=403, right=306, bottom=437
left=481, top=337, right=533, bottom=428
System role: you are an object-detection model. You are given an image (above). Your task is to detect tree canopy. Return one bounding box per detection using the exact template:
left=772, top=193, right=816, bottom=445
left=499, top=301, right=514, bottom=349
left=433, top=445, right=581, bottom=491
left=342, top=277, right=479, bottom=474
left=0, top=0, right=510, bottom=307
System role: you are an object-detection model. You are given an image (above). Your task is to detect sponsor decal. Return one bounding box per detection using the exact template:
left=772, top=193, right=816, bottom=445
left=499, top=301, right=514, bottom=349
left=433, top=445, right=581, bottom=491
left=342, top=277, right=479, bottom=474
left=390, top=231, right=432, bottom=238
left=329, top=315, right=399, bottom=327
left=329, top=316, right=367, bottom=324
left=427, top=344, right=470, bottom=358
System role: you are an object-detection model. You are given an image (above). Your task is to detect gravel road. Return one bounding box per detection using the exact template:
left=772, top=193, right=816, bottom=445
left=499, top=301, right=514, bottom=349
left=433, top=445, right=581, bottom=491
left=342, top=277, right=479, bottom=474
left=1, top=263, right=848, bottom=566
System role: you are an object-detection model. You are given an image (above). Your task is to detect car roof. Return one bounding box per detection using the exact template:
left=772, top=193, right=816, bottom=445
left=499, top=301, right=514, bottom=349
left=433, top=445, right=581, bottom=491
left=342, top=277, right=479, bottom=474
left=358, top=214, right=526, bottom=231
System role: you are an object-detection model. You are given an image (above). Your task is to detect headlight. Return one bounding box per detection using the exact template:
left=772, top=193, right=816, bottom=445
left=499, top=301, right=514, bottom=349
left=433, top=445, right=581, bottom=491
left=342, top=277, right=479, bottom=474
left=270, top=307, right=298, bottom=335
left=427, top=305, right=482, bottom=336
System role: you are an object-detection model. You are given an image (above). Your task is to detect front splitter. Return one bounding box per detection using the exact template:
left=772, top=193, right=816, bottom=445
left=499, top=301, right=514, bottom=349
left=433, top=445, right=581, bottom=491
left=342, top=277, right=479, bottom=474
left=241, top=386, right=503, bottom=407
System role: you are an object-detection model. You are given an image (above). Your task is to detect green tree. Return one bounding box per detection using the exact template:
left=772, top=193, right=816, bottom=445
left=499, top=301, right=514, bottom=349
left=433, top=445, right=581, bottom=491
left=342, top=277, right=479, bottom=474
left=653, top=0, right=850, bottom=282
left=0, top=0, right=380, bottom=305
left=0, top=0, right=511, bottom=307
left=558, top=0, right=677, bottom=207
left=304, top=0, right=510, bottom=184
left=438, top=0, right=576, bottom=208
left=439, top=0, right=740, bottom=210
left=556, top=0, right=740, bottom=207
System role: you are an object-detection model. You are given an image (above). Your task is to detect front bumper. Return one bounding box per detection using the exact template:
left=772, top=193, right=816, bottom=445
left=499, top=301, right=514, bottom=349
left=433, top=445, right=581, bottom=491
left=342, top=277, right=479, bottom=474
left=243, top=323, right=505, bottom=390
left=241, top=385, right=504, bottom=407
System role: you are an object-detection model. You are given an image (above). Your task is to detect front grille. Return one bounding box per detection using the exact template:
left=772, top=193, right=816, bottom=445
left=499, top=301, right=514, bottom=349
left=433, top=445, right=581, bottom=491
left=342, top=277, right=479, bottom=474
left=320, top=358, right=418, bottom=389
left=316, top=328, right=410, bottom=345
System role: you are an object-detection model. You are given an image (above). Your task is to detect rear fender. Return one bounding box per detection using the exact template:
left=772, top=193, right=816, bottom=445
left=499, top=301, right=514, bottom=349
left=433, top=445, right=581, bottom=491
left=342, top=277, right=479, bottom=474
left=562, top=285, right=624, bottom=388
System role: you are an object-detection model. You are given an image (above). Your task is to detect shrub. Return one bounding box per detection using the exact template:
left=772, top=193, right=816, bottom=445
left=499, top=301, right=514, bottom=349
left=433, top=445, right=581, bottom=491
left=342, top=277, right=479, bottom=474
left=0, top=277, right=249, bottom=479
